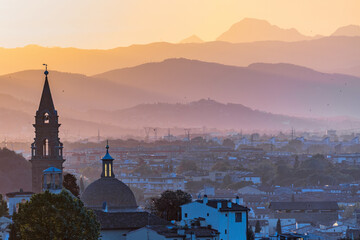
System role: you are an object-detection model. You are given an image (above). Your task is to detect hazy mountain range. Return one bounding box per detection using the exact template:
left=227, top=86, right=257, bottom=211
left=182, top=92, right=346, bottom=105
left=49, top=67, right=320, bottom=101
left=1, top=58, right=360, bottom=138
left=216, top=18, right=317, bottom=43
left=0, top=18, right=359, bottom=77
left=87, top=99, right=360, bottom=131
left=180, top=35, right=204, bottom=43
left=1, top=18, right=360, bottom=138
left=332, top=25, right=360, bottom=37
left=94, top=58, right=360, bottom=118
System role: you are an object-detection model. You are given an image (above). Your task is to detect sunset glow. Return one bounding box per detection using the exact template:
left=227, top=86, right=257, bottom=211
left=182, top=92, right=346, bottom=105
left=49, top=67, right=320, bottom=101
left=0, top=0, right=359, bottom=49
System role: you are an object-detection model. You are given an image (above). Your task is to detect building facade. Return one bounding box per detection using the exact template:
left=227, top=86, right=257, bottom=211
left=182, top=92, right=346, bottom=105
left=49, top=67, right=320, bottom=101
left=181, top=196, right=249, bottom=240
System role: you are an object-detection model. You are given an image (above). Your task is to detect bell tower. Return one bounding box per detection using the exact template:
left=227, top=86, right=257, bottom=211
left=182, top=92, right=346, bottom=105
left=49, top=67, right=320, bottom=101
left=30, top=65, right=65, bottom=193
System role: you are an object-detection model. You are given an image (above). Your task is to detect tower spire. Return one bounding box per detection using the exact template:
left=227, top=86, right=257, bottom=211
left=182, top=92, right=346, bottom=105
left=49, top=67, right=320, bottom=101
left=101, top=140, right=115, bottom=178
left=31, top=65, right=64, bottom=193
left=38, top=64, right=55, bottom=112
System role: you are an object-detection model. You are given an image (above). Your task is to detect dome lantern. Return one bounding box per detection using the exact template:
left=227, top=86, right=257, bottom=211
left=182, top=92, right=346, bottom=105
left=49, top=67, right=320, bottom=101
left=101, top=140, right=115, bottom=178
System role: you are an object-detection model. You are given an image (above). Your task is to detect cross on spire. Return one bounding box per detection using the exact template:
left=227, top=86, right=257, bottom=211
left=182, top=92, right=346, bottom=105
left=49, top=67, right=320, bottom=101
left=43, top=63, right=48, bottom=76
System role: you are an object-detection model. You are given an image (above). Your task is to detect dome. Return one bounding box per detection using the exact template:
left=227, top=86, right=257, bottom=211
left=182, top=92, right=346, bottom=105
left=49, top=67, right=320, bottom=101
left=81, top=177, right=137, bottom=211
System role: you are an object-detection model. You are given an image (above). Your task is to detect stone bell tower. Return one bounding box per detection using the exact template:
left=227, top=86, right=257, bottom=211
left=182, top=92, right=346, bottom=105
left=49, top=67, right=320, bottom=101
left=30, top=65, right=64, bottom=193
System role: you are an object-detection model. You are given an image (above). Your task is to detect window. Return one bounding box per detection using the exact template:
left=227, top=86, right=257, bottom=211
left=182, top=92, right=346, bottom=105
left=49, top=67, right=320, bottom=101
left=225, top=229, right=227, bottom=234
left=225, top=214, right=228, bottom=217
left=184, top=213, right=188, bottom=218
left=207, top=213, right=209, bottom=216
left=235, top=212, right=242, bottom=222
left=44, top=112, right=50, bottom=123
left=105, top=164, right=108, bottom=177
left=109, top=163, right=112, bottom=177
left=43, top=139, right=49, bottom=156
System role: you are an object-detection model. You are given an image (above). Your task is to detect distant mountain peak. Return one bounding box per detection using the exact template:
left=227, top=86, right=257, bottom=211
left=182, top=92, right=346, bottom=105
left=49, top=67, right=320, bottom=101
left=180, top=35, right=204, bottom=43
left=332, top=25, right=360, bottom=37
left=216, top=18, right=311, bottom=43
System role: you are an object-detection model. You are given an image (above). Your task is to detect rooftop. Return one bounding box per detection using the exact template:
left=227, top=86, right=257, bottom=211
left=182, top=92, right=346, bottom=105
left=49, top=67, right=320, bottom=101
left=94, top=211, right=169, bottom=230
left=195, top=199, right=249, bottom=212
left=269, top=201, right=339, bottom=211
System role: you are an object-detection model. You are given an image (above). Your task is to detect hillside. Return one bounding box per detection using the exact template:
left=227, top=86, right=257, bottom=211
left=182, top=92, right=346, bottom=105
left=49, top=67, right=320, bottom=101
left=0, top=148, right=31, bottom=194
left=0, top=36, right=359, bottom=77
left=95, top=58, right=360, bottom=118
left=216, top=18, right=312, bottom=43
left=180, top=35, right=204, bottom=43
left=0, top=70, right=173, bottom=112
left=88, top=99, right=360, bottom=131
left=332, top=25, right=360, bottom=37
left=111, top=99, right=322, bottom=130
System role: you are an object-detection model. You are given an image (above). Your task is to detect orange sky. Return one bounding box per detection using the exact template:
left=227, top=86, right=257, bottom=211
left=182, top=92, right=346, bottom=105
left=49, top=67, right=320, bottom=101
left=0, top=0, right=359, bottom=49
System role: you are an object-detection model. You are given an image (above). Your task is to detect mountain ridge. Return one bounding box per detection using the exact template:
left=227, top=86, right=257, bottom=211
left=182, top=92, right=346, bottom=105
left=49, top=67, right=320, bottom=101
left=216, top=18, right=314, bottom=43
left=94, top=58, right=360, bottom=118
left=0, top=36, right=359, bottom=77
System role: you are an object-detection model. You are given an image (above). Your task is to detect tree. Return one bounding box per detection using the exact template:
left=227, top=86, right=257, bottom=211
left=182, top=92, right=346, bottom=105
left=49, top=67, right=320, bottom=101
left=255, top=220, right=261, bottom=233
left=147, top=190, right=192, bottom=221
left=0, top=194, right=8, bottom=217
left=79, top=177, right=85, bottom=194
left=276, top=218, right=282, bottom=235
left=222, top=174, right=233, bottom=186
left=63, top=173, right=80, bottom=197
left=9, top=190, right=100, bottom=240
left=247, top=226, right=255, bottom=240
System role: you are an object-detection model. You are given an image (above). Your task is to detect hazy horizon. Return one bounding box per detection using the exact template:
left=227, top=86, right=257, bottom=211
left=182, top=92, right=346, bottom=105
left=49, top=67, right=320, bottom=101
left=0, top=1, right=360, bottom=139
left=0, top=0, right=359, bottom=49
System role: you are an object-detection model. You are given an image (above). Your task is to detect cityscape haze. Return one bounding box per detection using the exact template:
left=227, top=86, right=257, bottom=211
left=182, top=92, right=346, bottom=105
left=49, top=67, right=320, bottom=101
left=0, top=1, right=360, bottom=240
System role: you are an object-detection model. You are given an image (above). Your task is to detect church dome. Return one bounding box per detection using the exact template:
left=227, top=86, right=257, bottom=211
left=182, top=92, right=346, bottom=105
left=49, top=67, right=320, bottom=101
left=80, top=142, right=137, bottom=211
left=81, top=177, right=137, bottom=211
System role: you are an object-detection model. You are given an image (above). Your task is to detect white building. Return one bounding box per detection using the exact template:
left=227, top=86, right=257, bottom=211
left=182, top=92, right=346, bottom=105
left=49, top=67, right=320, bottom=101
left=181, top=196, right=249, bottom=240
left=5, top=189, right=34, bottom=216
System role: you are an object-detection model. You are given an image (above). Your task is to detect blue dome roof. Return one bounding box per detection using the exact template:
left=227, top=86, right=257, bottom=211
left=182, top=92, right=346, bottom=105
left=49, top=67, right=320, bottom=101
left=43, top=167, right=62, bottom=173
left=102, top=152, right=114, bottom=160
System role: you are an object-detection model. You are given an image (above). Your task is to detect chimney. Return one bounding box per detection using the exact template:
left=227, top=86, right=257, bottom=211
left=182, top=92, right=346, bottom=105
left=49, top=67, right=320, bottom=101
left=227, top=201, right=232, bottom=208
left=203, top=195, right=208, bottom=204
left=235, top=196, right=240, bottom=204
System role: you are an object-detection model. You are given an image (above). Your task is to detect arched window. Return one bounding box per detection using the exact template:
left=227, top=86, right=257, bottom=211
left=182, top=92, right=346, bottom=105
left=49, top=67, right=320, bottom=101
left=104, top=164, right=108, bottom=177
left=109, top=163, right=112, bottom=177
left=43, top=139, right=49, bottom=156
left=44, top=112, right=50, bottom=124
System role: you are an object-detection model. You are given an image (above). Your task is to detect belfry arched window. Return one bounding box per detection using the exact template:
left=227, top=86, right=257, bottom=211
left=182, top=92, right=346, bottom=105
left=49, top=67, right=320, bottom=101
left=44, top=112, right=50, bottom=124
left=43, top=139, right=49, bottom=156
